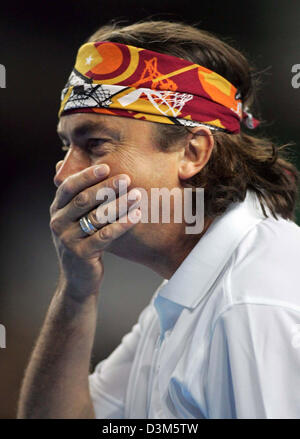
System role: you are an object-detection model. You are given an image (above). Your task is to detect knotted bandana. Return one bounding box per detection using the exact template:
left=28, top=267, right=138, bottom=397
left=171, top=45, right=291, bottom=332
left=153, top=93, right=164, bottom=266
left=59, top=41, right=259, bottom=133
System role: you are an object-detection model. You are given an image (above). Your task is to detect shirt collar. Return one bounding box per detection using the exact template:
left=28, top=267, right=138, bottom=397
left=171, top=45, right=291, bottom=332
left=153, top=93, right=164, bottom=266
left=154, top=190, right=268, bottom=335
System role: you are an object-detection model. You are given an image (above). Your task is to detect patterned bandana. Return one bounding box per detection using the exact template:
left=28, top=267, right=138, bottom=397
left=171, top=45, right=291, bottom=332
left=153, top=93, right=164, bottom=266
left=59, top=41, right=259, bottom=133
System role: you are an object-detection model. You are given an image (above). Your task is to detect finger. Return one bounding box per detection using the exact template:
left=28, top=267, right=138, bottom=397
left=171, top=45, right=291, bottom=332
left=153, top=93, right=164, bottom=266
left=72, top=188, right=142, bottom=239
left=55, top=160, right=64, bottom=174
left=54, top=163, right=110, bottom=211
left=52, top=173, right=132, bottom=232
left=78, top=208, right=142, bottom=258
left=66, top=173, right=132, bottom=222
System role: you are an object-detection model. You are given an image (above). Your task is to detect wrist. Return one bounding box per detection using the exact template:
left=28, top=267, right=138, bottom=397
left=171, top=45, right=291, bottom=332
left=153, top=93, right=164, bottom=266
left=56, top=273, right=101, bottom=305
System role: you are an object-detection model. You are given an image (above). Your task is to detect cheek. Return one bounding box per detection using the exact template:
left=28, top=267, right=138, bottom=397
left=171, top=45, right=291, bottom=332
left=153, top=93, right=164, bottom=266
left=150, top=154, right=180, bottom=188
left=100, top=146, right=179, bottom=190
left=99, top=148, right=143, bottom=181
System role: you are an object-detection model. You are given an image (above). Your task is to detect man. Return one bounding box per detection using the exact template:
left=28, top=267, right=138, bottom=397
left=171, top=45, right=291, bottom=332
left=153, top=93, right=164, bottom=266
left=18, top=20, right=300, bottom=419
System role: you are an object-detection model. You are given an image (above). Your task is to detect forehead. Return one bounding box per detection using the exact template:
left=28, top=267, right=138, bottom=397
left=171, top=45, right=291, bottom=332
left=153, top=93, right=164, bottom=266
left=57, top=113, right=154, bottom=139
left=57, top=113, right=121, bottom=136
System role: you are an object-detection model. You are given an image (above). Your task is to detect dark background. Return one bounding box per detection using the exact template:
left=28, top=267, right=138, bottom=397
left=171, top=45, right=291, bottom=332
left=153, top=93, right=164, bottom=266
left=0, top=0, right=299, bottom=418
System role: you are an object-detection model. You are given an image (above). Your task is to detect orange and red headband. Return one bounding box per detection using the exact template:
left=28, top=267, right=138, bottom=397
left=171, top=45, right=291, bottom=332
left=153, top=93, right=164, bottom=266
left=59, top=41, right=259, bottom=133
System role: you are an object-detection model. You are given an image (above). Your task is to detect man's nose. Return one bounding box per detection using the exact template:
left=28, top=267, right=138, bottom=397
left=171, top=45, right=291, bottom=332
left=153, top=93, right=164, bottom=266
left=53, top=147, right=90, bottom=187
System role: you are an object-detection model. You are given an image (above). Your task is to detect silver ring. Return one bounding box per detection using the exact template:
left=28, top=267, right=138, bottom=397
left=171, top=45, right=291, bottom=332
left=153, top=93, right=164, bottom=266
left=79, top=215, right=98, bottom=236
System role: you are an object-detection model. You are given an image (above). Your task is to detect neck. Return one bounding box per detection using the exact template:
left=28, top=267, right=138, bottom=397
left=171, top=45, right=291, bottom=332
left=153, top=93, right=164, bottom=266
left=147, top=216, right=215, bottom=279
left=108, top=216, right=214, bottom=280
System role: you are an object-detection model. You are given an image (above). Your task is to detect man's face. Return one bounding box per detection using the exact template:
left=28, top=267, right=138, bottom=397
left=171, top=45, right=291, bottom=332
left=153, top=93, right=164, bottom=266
left=56, top=113, right=185, bottom=262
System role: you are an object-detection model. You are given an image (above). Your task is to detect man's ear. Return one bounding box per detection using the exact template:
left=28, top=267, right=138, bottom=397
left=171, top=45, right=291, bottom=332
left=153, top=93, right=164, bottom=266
left=178, top=126, right=214, bottom=180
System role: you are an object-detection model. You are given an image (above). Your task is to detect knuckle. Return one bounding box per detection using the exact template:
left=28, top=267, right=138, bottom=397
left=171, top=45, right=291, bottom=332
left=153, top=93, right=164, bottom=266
left=73, top=191, right=89, bottom=208
left=49, top=216, right=61, bottom=235
left=98, top=226, right=112, bottom=241
left=49, top=202, right=56, bottom=215
left=59, top=180, right=72, bottom=199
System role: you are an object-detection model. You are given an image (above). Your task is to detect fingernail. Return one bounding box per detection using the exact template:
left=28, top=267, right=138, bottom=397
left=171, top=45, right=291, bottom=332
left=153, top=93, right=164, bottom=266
left=133, top=209, right=141, bottom=218
left=94, top=164, right=109, bottom=178
left=128, top=189, right=141, bottom=201
left=113, top=174, right=130, bottom=188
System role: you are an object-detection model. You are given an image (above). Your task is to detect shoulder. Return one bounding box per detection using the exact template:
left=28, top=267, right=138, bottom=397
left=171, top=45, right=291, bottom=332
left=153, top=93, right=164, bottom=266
left=226, top=216, right=300, bottom=308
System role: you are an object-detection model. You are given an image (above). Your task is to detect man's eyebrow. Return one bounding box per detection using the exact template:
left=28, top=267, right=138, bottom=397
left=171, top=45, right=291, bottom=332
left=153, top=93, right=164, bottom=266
left=57, top=120, right=121, bottom=141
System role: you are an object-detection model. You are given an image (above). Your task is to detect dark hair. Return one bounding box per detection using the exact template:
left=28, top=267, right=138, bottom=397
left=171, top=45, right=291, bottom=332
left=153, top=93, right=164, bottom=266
left=87, top=20, right=299, bottom=220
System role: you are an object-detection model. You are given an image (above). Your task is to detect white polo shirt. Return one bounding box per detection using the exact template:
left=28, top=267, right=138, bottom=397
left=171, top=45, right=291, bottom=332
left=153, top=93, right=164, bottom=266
left=88, top=190, right=300, bottom=419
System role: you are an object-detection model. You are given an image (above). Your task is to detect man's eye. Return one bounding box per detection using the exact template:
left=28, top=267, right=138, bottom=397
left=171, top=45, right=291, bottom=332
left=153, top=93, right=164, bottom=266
left=87, top=138, right=107, bottom=149
left=60, top=139, right=109, bottom=154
